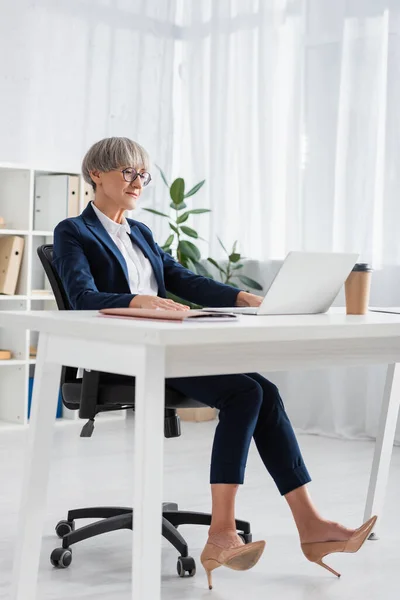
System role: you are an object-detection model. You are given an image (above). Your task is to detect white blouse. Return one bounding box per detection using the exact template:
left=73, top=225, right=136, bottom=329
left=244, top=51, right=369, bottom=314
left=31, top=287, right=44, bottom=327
left=91, top=202, right=158, bottom=296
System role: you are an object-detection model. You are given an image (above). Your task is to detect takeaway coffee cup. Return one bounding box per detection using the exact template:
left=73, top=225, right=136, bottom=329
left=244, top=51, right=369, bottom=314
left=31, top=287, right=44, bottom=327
left=344, top=263, right=373, bottom=315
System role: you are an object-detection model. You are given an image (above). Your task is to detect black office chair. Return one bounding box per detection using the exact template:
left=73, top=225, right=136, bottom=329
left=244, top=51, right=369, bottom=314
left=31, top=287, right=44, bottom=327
left=37, top=245, right=252, bottom=577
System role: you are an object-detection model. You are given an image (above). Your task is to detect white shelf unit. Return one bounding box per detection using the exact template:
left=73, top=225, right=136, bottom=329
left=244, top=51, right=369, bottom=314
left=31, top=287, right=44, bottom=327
left=0, top=163, right=98, bottom=428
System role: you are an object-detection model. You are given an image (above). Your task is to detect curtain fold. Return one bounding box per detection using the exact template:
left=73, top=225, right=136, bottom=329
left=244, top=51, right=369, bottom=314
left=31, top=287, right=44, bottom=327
left=176, top=0, right=400, bottom=269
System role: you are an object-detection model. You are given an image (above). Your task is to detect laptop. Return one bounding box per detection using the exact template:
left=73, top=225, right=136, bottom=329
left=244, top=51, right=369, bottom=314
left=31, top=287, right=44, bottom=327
left=204, top=251, right=359, bottom=316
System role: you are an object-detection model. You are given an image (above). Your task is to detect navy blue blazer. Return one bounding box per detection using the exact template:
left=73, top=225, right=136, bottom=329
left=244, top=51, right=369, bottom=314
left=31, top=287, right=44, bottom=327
left=53, top=203, right=240, bottom=311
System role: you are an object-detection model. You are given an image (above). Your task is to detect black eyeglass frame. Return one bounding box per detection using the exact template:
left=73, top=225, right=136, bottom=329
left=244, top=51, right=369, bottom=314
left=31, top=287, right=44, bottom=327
left=120, top=167, right=152, bottom=186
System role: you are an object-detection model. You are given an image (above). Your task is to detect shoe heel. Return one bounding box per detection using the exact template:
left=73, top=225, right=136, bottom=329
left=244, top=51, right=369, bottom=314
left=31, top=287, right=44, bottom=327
left=205, top=569, right=213, bottom=590
left=201, top=558, right=220, bottom=590
left=317, top=559, right=341, bottom=578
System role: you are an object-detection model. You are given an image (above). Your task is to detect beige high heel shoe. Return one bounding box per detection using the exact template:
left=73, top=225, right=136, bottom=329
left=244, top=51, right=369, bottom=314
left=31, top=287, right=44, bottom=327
left=301, top=515, right=377, bottom=577
left=200, top=535, right=266, bottom=590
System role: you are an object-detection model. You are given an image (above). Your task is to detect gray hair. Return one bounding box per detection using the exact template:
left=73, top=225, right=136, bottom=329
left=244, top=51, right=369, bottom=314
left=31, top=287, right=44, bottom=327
left=82, top=137, right=150, bottom=190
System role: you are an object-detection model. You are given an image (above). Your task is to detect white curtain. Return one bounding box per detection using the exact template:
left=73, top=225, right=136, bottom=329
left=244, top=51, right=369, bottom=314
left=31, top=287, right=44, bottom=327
left=174, top=0, right=400, bottom=267
left=174, top=0, right=303, bottom=259
left=171, top=0, right=400, bottom=444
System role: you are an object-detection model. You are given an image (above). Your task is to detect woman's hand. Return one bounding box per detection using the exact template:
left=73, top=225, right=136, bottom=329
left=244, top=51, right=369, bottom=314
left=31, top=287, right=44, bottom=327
left=129, top=295, right=190, bottom=311
left=235, top=291, right=263, bottom=308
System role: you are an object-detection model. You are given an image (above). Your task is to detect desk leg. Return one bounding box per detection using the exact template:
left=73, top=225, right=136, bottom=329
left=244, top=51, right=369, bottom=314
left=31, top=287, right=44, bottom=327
left=132, top=346, right=166, bottom=600
left=11, top=334, right=61, bottom=600
left=364, top=363, right=400, bottom=537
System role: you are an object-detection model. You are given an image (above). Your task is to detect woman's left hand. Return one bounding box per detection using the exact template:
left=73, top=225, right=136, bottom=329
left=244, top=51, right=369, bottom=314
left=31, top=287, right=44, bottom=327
left=235, top=291, right=263, bottom=307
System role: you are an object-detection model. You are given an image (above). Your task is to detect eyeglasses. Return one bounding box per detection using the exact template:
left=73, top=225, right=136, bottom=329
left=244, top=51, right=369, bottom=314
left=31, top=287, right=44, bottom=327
left=120, top=167, right=152, bottom=187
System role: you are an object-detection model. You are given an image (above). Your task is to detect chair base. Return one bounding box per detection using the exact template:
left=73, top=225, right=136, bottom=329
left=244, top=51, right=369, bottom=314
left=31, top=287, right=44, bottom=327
left=51, top=503, right=252, bottom=576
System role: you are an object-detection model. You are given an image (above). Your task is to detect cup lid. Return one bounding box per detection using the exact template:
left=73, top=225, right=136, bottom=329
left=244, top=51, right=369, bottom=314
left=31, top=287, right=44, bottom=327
left=352, top=263, right=373, bottom=272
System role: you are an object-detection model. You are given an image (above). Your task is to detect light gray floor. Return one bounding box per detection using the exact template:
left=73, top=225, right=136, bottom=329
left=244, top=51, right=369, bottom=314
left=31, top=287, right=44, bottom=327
left=1, top=413, right=399, bottom=600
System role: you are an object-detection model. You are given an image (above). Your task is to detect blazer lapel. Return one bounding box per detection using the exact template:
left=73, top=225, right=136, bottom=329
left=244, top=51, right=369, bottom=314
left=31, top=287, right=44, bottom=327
left=82, top=204, right=130, bottom=288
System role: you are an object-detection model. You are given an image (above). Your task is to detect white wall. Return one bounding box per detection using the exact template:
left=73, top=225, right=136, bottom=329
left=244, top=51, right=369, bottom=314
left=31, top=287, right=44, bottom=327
left=0, top=0, right=177, bottom=174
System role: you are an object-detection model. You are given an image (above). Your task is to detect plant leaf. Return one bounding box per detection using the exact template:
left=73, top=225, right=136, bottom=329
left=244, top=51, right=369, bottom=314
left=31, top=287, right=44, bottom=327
left=237, top=275, right=263, bottom=291
left=177, top=212, right=189, bottom=224
left=207, top=257, right=226, bottom=275
left=232, top=264, right=244, bottom=270
left=229, top=253, right=241, bottom=263
left=178, top=240, right=201, bottom=262
left=185, top=257, right=198, bottom=273
left=232, top=240, right=238, bottom=254
left=143, top=208, right=170, bottom=218
left=186, top=208, right=211, bottom=215
left=217, top=236, right=228, bottom=256
left=156, top=165, right=169, bottom=187
left=193, top=261, right=213, bottom=278
left=170, top=201, right=187, bottom=211
left=184, top=180, right=206, bottom=198
left=170, top=178, right=185, bottom=205
left=207, top=257, right=222, bottom=271
left=178, top=253, right=189, bottom=268
left=162, top=234, right=174, bottom=249
left=169, top=222, right=179, bottom=235
left=180, top=226, right=198, bottom=239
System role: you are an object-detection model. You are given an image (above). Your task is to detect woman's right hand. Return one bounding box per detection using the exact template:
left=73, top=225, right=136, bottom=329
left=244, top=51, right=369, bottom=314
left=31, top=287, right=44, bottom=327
left=129, top=295, right=190, bottom=311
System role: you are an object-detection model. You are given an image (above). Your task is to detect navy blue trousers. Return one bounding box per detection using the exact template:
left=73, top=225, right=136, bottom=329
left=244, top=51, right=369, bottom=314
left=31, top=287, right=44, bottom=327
left=168, top=372, right=311, bottom=496
left=101, top=372, right=311, bottom=496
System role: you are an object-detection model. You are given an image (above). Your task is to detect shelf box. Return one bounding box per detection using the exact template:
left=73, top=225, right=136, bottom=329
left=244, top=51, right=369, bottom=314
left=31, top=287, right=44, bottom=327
left=83, top=181, right=95, bottom=205
left=0, top=235, right=25, bottom=295
left=0, top=169, right=31, bottom=230
left=34, top=173, right=79, bottom=231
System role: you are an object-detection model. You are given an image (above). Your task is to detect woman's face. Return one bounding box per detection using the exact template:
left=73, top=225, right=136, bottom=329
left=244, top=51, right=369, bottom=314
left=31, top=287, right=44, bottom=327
left=91, top=165, right=148, bottom=211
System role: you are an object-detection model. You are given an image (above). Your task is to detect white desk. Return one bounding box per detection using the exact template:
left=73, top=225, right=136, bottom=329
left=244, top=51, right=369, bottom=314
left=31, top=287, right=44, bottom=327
left=3, top=308, right=400, bottom=600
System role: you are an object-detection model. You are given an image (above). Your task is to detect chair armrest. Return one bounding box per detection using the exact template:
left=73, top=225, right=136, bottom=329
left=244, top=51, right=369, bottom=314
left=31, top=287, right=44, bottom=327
left=79, top=370, right=101, bottom=420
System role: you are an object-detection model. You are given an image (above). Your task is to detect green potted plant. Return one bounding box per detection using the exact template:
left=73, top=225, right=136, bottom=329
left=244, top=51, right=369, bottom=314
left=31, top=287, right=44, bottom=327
left=208, top=239, right=262, bottom=291
left=144, top=167, right=262, bottom=292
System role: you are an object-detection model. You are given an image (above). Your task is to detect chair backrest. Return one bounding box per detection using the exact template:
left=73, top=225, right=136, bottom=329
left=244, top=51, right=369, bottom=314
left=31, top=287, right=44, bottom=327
left=37, top=244, right=78, bottom=392
left=36, top=245, right=71, bottom=310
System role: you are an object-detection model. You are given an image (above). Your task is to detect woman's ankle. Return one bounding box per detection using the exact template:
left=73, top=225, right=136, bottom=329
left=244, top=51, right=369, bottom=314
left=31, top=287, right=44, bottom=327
left=296, top=517, right=326, bottom=541
left=207, top=529, right=244, bottom=548
left=298, top=518, right=354, bottom=544
left=208, top=526, right=237, bottom=537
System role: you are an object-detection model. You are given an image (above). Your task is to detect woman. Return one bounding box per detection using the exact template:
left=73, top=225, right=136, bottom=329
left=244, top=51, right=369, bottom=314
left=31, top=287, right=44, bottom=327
left=54, top=137, right=376, bottom=590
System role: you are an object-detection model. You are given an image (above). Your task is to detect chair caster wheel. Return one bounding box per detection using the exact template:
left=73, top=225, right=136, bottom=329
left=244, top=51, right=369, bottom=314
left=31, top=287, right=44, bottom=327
left=238, top=532, right=253, bottom=544
left=177, top=556, right=196, bottom=577
left=50, top=547, right=72, bottom=568
left=55, top=520, right=75, bottom=538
